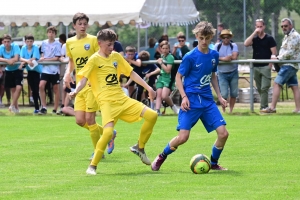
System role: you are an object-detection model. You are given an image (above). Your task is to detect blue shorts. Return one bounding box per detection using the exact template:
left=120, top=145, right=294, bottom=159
left=218, top=70, right=239, bottom=98
left=274, top=65, right=298, bottom=87
left=176, top=93, right=226, bottom=133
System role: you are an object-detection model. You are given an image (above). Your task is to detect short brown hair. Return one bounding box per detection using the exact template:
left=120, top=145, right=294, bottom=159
left=148, top=38, right=156, bottom=48
left=160, top=40, right=169, bottom=48
left=24, top=34, right=34, bottom=41
left=125, top=46, right=136, bottom=53
left=192, top=21, right=215, bottom=36
left=73, top=12, right=89, bottom=24
left=97, top=29, right=117, bottom=42
left=2, top=34, right=12, bottom=41
left=138, top=50, right=150, bottom=61
left=47, top=26, right=57, bottom=35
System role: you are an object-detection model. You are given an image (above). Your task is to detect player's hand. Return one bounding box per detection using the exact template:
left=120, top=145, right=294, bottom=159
left=157, top=58, right=163, bottom=64
left=148, top=88, right=156, bottom=102
left=68, top=91, right=77, bottom=99
left=38, top=57, right=45, bottom=62
left=180, top=96, right=190, bottom=112
left=219, top=97, right=227, bottom=112
left=63, top=74, right=74, bottom=89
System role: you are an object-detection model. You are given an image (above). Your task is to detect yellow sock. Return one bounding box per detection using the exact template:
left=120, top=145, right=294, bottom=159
left=97, top=123, right=103, bottom=136
left=138, top=108, right=157, bottom=149
left=91, top=127, right=114, bottom=166
left=83, top=122, right=89, bottom=130
left=88, top=124, right=101, bottom=149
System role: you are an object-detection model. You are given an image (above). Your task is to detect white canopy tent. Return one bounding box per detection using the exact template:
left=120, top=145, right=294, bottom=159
left=0, top=0, right=199, bottom=51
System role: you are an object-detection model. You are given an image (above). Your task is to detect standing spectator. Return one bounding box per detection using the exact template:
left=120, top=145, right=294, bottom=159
left=38, top=26, right=62, bottom=114
left=0, top=34, right=21, bottom=113
left=146, top=37, right=156, bottom=60
left=20, top=34, right=42, bottom=114
left=0, top=37, right=4, bottom=107
left=172, top=32, right=190, bottom=60
left=244, top=19, right=277, bottom=112
left=113, top=33, right=124, bottom=56
left=216, top=23, right=225, bottom=43
left=151, top=21, right=229, bottom=171
left=262, top=18, right=300, bottom=113
left=214, top=29, right=239, bottom=113
left=155, top=40, right=179, bottom=115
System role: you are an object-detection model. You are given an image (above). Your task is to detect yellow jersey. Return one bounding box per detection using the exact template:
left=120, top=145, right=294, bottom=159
left=66, top=34, right=99, bottom=83
left=78, top=51, right=133, bottom=102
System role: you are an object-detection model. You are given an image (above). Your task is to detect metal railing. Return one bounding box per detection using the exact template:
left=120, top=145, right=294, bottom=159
left=1, top=59, right=299, bottom=112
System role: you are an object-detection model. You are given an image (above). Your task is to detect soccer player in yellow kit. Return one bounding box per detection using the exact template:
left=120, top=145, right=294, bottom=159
left=70, top=29, right=158, bottom=175
left=64, top=13, right=117, bottom=159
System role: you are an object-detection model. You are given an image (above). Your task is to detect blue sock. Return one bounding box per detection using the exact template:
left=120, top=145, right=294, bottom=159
left=211, top=145, right=223, bottom=165
left=161, top=143, right=177, bottom=158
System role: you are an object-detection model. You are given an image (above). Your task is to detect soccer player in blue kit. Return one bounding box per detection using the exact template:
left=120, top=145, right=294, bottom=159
left=151, top=21, right=229, bottom=171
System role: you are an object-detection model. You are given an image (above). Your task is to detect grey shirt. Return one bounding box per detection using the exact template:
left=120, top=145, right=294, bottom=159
left=214, top=42, right=239, bottom=73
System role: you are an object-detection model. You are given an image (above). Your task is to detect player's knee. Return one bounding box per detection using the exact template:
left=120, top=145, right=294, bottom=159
left=178, top=134, right=189, bottom=144
left=85, top=115, right=96, bottom=125
left=142, top=108, right=158, bottom=123
left=76, top=119, right=86, bottom=127
left=218, top=129, right=229, bottom=140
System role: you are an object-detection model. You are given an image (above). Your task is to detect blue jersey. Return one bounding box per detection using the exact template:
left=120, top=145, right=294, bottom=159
left=0, top=43, right=20, bottom=71
left=20, top=44, right=42, bottom=73
left=178, top=47, right=219, bottom=101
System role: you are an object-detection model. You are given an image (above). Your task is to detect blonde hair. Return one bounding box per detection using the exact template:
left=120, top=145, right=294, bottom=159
left=192, top=21, right=216, bottom=36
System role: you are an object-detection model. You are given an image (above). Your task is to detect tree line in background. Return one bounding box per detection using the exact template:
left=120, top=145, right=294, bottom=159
left=1, top=0, right=300, bottom=51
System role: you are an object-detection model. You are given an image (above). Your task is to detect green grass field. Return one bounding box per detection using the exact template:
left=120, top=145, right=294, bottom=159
left=0, top=105, right=299, bottom=200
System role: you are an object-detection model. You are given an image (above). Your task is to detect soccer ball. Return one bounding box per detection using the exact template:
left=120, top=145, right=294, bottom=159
left=190, top=154, right=211, bottom=174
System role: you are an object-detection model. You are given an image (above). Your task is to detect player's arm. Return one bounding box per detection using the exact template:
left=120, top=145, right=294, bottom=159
left=69, top=77, right=87, bottom=98
left=211, top=72, right=227, bottom=109
left=130, top=70, right=156, bottom=101
left=244, top=29, right=259, bottom=47
left=157, top=58, right=172, bottom=73
left=176, top=72, right=189, bottom=111
left=63, top=58, right=75, bottom=89
left=128, top=58, right=141, bottom=67
left=145, top=67, right=160, bottom=79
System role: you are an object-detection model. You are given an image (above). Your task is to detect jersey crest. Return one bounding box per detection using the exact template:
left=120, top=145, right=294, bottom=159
left=84, top=44, right=90, bottom=51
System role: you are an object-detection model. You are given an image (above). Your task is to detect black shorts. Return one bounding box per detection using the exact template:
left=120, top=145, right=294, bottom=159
left=64, top=82, right=76, bottom=93
left=5, top=70, right=23, bottom=88
left=41, top=73, right=60, bottom=85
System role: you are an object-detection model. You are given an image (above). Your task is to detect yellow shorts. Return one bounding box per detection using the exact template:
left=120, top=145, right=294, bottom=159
left=99, top=96, right=146, bottom=126
left=74, top=87, right=98, bottom=112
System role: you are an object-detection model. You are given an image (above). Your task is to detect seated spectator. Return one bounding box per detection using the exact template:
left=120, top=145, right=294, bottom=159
left=123, top=46, right=142, bottom=99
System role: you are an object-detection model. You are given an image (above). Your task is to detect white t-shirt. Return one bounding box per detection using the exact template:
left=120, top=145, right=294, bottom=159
left=41, top=40, right=61, bottom=74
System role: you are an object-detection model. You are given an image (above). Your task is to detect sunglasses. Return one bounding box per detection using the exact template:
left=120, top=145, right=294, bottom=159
left=222, top=36, right=230, bottom=39
left=178, top=40, right=184, bottom=42
left=281, top=25, right=289, bottom=28
left=256, top=19, right=264, bottom=22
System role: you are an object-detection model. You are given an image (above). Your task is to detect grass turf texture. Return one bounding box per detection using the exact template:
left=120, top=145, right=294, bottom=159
left=0, top=105, right=299, bottom=199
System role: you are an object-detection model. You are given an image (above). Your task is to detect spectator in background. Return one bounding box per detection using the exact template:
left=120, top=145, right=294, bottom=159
left=155, top=40, right=179, bottom=115
left=154, top=34, right=169, bottom=55
left=0, top=36, right=5, bottom=107
left=0, top=34, right=21, bottom=113
left=262, top=18, right=300, bottom=114
left=146, top=37, right=156, bottom=60
left=59, top=30, right=76, bottom=115
left=124, top=46, right=142, bottom=100
left=39, top=26, right=62, bottom=114
left=172, top=32, right=190, bottom=60
left=113, top=33, right=124, bottom=56
left=244, top=18, right=277, bottom=112
left=216, top=23, right=225, bottom=43
left=20, top=34, right=42, bottom=114
left=214, top=29, right=239, bottom=113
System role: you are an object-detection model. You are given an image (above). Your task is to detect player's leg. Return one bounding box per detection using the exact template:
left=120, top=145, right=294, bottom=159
left=11, top=70, right=23, bottom=111
left=130, top=106, right=158, bottom=165
left=152, top=106, right=200, bottom=171
left=201, top=102, right=228, bottom=170
left=228, top=71, right=239, bottom=113
left=161, top=86, right=178, bottom=114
